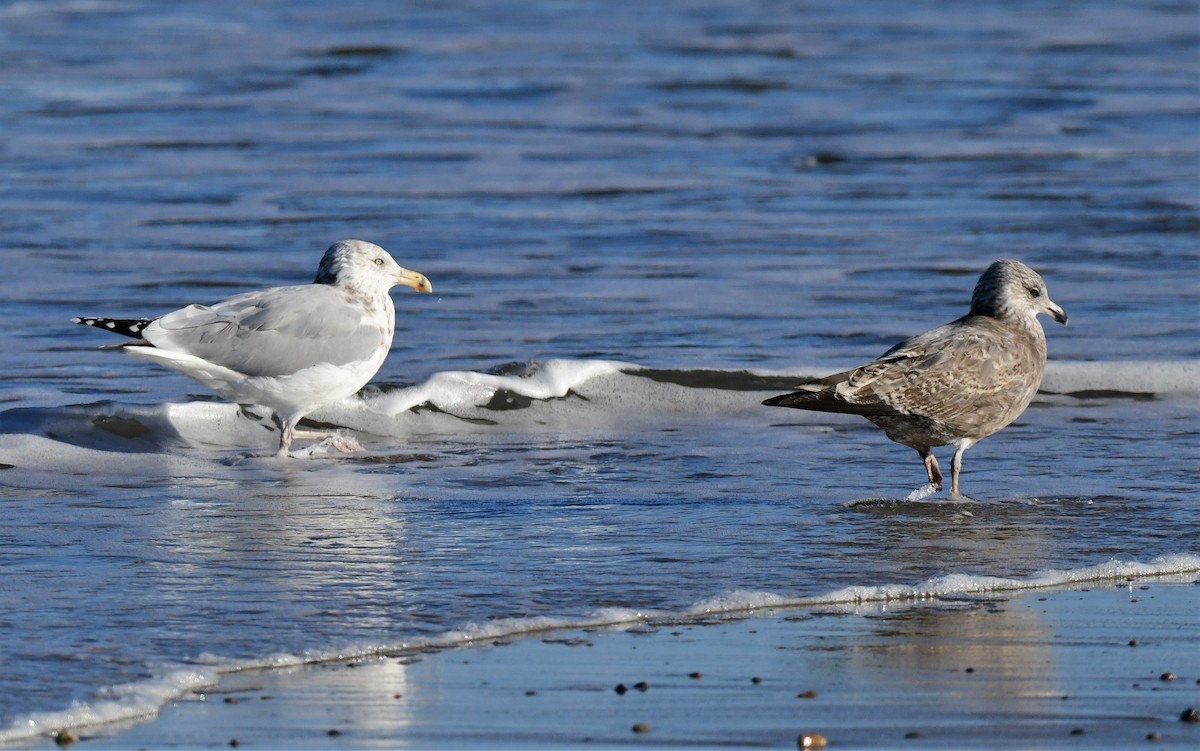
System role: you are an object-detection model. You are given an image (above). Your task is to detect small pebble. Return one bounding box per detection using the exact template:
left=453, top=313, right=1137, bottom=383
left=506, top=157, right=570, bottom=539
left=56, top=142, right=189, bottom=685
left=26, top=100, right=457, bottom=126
left=634, top=681, right=649, bottom=692
left=224, top=697, right=239, bottom=704
left=751, top=676, right=762, bottom=684
left=904, top=730, right=922, bottom=739
left=229, top=741, right=240, bottom=748
left=54, top=730, right=78, bottom=747
left=525, top=690, right=537, bottom=696
left=632, top=723, right=651, bottom=734
left=964, top=667, right=975, bottom=674
left=797, top=690, right=818, bottom=699
left=1069, top=727, right=1085, bottom=736
left=1146, top=731, right=1161, bottom=741
left=614, top=683, right=628, bottom=695
left=1160, top=672, right=1177, bottom=682
left=328, top=729, right=342, bottom=737
left=1128, top=640, right=1139, bottom=647
left=1181, top=707, right=1200, bottom=723
left=797, top=733, right=828, bottom=749
left=688, top=671, right=702, bottom=679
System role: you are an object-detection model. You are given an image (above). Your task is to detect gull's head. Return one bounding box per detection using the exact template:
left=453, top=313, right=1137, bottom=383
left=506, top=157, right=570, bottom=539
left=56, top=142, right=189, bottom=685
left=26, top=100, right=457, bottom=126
left=314, top=239, right=432, bottom=294
left=970, top=259, right=1067, bottom=325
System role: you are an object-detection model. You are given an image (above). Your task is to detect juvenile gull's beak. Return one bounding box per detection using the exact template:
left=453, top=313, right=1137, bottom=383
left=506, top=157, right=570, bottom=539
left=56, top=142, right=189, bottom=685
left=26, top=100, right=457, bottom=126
left=1047, top=300, right=1067, bottom=325
left=396, top=268, right=433, bottom=293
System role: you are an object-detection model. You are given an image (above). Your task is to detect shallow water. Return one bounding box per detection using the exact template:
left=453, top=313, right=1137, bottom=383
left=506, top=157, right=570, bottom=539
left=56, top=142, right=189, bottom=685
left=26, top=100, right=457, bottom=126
left=0, top=0, right=1197, bottom=742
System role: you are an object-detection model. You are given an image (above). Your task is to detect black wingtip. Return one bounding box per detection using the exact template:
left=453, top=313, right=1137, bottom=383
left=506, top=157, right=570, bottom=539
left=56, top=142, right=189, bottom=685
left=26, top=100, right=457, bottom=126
left=74, top=316, right=155, bottom=340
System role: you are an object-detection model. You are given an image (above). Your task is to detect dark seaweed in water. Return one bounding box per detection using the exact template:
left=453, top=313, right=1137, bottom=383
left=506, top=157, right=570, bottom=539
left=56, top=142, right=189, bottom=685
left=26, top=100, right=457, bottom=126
left=627, top=369, right=799, bottom=392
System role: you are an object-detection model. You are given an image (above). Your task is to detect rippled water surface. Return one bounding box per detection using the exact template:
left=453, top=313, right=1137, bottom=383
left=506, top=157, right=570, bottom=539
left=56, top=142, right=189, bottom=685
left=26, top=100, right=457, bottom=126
left=0, top=0, right=1197, bottom=741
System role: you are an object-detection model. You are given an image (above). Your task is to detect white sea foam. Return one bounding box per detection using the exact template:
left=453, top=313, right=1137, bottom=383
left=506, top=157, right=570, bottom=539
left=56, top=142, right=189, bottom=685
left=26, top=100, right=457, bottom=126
left=686, top=553, right=1200, bottom=616
left=338, top=359, right=1199, bottom=434
left=372, top=359, right=633, bottom=416
left=0, top=358, right=1193, bottom=464
left=0, top=668, right=217, bottom=744
left=3, top=554, right=1194, bottom=744
left=1040, top=360, right=1200, bottom=396
left=331, top=358, right=1200, bottom=440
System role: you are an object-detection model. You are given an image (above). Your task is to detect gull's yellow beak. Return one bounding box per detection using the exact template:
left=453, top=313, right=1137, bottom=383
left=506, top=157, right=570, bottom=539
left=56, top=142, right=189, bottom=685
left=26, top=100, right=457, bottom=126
left=397, top=268, right=433, bottom=293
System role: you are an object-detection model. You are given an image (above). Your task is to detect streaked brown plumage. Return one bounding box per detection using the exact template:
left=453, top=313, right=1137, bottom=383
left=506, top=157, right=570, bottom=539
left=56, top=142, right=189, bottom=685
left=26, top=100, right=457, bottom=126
left=764, top=259, right=1067, bottom=498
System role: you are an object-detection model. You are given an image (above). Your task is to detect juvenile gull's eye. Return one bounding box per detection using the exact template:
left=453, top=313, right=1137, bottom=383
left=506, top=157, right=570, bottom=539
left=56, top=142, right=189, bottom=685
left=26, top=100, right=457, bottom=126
left=1028, top=286, right=1041, bottom=298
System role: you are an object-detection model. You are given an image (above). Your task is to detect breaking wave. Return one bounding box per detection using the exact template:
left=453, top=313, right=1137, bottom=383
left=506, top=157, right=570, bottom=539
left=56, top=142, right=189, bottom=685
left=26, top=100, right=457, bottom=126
left=0, top=358, right=1194, bottom=460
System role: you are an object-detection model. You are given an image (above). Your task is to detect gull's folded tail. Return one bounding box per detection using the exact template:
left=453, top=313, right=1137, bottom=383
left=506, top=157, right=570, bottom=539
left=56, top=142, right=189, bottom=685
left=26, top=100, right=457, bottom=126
left=762, top=386, right=849, bottom=412
left=73, top=317, right=155, bottom=340
left=762, top=382, right=900, bottom=417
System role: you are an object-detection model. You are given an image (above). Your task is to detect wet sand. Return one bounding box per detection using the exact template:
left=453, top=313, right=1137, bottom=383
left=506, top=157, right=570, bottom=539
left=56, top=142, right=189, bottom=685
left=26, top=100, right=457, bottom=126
left=44, top=580, right=1200, bottom=750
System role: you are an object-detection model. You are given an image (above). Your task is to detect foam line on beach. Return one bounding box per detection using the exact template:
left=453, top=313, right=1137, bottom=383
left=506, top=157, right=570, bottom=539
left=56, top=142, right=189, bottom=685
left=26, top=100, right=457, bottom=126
left=3, top=554, right=1195, bottom=745
left=687, top=553, right=1200, bottom=615
left=0, top=669, right=217, bottom=745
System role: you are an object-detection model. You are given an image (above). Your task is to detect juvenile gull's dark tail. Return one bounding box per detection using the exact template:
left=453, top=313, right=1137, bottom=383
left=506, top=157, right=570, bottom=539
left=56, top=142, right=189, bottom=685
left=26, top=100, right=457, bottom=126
left=762, top=376, right=903, bottom=417
left=72, top=317, right=155, bottom=340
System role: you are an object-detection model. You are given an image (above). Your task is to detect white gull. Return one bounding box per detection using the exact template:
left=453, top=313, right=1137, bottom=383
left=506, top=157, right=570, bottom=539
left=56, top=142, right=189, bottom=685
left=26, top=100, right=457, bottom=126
left=75, top=239, right=432, bottom=456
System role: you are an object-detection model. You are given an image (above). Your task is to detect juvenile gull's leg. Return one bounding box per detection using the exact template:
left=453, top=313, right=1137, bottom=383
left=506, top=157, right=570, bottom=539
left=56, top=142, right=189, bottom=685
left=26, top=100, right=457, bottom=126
left=902, top=448, right=943, bottom=500
left=920, top=449, right=943, bottom=491
left=948, top=439, right=976, bottom=501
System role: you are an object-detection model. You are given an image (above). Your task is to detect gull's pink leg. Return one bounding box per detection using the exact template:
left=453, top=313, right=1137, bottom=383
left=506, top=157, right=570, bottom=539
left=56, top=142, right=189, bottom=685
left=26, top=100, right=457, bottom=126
left=920, top=449, right=943, bottom=491
left=949, top=440, right=975, bottom=500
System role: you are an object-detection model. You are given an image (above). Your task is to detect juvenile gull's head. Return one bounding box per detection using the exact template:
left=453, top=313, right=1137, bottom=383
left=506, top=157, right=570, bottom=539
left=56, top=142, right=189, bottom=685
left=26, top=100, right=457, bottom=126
left=313, top=239, right=432, bottom=296
left=969, top=259, right=1066, bottom=325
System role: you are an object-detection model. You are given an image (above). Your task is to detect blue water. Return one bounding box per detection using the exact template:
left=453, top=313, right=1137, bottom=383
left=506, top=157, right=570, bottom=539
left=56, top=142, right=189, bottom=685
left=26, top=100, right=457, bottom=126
left=0, top=0, right=1198, bottom=742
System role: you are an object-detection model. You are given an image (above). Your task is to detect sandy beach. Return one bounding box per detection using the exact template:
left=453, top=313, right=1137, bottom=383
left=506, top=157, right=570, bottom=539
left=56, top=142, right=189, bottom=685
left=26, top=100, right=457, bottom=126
left=32, top=577, right=1197, bottom=751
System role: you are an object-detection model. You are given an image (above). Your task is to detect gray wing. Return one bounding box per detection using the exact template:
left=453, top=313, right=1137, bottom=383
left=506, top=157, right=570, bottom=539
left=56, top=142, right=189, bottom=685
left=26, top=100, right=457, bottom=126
left=765, top=316, right=1045, bottom=430
left=142, top=285, right=386, bottom=377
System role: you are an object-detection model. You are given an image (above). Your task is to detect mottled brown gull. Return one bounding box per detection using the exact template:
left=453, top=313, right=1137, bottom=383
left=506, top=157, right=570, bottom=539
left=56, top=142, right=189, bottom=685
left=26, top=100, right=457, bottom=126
left=74, top=239, right=432, bottom=457
left=763, top=259, right=1067, bottom=498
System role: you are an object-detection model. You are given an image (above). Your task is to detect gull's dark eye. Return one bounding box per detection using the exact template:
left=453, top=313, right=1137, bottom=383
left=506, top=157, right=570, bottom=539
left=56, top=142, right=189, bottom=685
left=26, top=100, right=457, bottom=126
left=374, top=258, right=384, bottom=266
left=1027, top=286, right=1041, bottom=298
